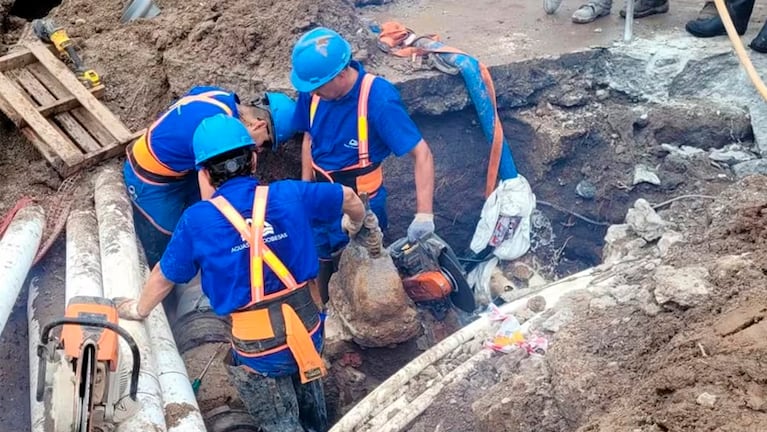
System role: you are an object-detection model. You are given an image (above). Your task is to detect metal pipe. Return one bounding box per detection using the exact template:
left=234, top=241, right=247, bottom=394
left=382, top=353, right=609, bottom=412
left=624, top=0, right=635, bottom=42
left=0, top=204, right=44, bottom=335
left=95, top=166, right=168, bottom=431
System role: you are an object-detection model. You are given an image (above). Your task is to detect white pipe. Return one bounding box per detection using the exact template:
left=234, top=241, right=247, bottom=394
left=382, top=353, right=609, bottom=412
left=65, top=208, right=102, bottom=303
left=623, top=0, right=635, bottom=42
left=331, top=267, right=597, bottom=432
left=136, top=240, right=207, bottom=432
left=95, top=166, right=168, bottom=432
left=28, top=276, right=45, bottom=432
left=0, top=204, right=44, bottom=335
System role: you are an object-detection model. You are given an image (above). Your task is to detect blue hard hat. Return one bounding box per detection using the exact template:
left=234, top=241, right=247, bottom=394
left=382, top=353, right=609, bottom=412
left=290, top=27, right=352, bottom=93
left=262, top=92, right=299, bottom=149
left=193, top=114, right=255, bottom=169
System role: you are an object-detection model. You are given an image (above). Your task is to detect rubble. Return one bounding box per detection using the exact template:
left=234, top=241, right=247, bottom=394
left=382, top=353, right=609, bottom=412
left=653, top=265, right=711, bottom=307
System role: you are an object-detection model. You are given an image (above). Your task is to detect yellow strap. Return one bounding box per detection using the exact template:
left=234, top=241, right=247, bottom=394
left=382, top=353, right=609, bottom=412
left=308, top=74, right=377, bottom=171
left=209, top=189, right=300, bottom=306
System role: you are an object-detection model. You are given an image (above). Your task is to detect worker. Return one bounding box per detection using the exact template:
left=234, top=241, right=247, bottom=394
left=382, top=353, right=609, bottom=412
left=290, top=27, right=436, bottom=303
left=124, top=85, right=299, bottom=266
left=115, top=114, right=366, bottom=432
left=560, top=0, right=668, bottom=23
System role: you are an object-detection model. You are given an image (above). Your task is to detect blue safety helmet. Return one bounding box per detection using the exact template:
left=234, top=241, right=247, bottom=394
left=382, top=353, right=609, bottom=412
left=252, top=92, right=299, bottom=150
left=290, top=27, right=352, bottom=93
left=193, top=114, right=255, bottom=169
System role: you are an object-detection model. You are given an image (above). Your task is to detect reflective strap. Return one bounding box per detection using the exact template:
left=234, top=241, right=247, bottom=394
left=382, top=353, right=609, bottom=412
left=283, top=303, right=327, bottom=383
left=307, top=74, right=378, bottom=171
left=356, top=74, right=375, bottom=168
left=135, top=91, right=236, bottom=177
left=230, top=308, right=275, bottom=341
left=208, top=189, right=300, bottom=306
left=354, top=165, right=383, bottom=195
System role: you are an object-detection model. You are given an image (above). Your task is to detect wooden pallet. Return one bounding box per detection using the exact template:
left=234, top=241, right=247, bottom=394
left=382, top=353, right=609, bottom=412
left=0, top=40, right=140, bottom=177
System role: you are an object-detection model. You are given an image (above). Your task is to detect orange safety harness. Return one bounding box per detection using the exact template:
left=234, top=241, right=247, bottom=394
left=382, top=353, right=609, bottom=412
left=378, top=22, right=503, bottom=198
left=127, top=90, right=235, bottom=184
left=309, top=74, right=384, bottom=196
left=209, top=186, right=326, bottom=383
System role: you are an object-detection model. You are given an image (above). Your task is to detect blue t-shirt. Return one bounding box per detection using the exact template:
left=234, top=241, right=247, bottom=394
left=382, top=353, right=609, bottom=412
left=148, top=86, right=239, bottom=173
left=159, top=176, right=344, bottom=376
left=293, top=61, right=423, bottom=171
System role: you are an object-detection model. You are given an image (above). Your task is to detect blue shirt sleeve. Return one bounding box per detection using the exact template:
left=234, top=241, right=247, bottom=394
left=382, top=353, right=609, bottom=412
left=296, top=181, right=344, bottom=223
left=158, top=213, right=198, bottom=284
left=293, top=92, right=312, bottom=133
left=370, top=81, right=423, bottom=157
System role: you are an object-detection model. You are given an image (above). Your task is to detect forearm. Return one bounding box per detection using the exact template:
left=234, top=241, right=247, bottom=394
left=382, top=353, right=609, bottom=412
left=301, top=133, right=314, bottom=182
left=412, top=140, right=434, bottom=214
left=342, top=186, right=365, bottom=222
left=136, top=265, right=176, bottom=317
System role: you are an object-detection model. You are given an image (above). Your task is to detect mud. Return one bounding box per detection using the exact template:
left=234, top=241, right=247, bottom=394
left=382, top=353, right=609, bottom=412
left=165, top=402, right=198, bottom=429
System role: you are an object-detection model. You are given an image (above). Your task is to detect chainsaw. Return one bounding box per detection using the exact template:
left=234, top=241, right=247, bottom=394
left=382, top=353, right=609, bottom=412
left=32, top=18, right=102, bottom=89
left=36, top=296, right=140, bottom=432
left=389, top=233, right=477, bottom=317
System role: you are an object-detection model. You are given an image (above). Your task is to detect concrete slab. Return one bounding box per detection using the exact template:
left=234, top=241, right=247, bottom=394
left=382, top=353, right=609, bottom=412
left=362, top=0, right=767, bottom=66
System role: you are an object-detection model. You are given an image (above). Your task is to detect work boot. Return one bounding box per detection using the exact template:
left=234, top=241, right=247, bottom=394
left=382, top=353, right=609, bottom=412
left=619, top=0, right=669, bottom=18
left=749, top=21, right=767, bottom=52
left=572, top=0, right=612, bottom=23
left=544, top=0, right=565, bottom=14
left=697, top=1, right=719, bottom=19
left=685, top=0, right=755, bottom=37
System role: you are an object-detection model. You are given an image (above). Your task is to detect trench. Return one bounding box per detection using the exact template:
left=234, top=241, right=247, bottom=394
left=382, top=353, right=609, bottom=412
left=0, top=42, right=756, bottom=431
left=8, top=0, right=61, bottom=20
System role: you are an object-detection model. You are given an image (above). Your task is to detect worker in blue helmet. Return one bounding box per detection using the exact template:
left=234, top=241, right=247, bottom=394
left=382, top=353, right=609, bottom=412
left=124, top=86, right=300, bottom=267
left=290, top=27, right=436, bottom=304
left=115, top=114, right=365, bottom=432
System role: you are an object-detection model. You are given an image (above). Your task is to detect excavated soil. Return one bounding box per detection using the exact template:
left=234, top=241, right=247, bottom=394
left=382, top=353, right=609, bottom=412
left=408, top=177, right=767, bottom=432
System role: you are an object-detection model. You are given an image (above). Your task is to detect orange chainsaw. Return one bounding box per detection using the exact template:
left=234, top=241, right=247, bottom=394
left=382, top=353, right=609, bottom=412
left=36, top=296, right=140, bottom=432
left=389, top=233, right=476, bottom=316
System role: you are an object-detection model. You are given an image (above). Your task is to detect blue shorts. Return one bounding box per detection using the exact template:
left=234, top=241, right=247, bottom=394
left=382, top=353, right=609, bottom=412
left=123, top=161, right=200, bottom=265
left=313, top=187, right=388, bottom=259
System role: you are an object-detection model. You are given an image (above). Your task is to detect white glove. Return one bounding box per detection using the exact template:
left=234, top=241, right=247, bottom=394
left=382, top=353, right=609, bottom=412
left=407, top=213, right=435, bottom=242
left=341, top=214, right=364, bottom=237
left=114, top=297, right=147, bottom=321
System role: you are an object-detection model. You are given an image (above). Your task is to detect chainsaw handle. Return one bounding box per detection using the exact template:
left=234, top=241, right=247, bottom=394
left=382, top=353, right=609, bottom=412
left=37, top=318, right=141, bottom=402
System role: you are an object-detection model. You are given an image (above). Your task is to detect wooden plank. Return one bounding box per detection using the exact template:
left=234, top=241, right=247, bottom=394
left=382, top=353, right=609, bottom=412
left=0, top=49, right=36, bottom=72
left=0, top=71, right=83, bottom=165
left=26, top=62, right=69, bottom=97
left=20, top=127, right=66, bottom=175
left=14, top=68, right=101, bottom=153
left=70, top=107, right=117, bottom=148
left=26, top=41, right=134, bottom=143
left=36, top=85, right=105, bottom=117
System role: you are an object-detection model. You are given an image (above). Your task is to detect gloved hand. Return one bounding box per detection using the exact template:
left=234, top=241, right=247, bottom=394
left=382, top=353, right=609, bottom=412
left=362, top=211, right=380, bottom=230
left=114, top=297, right=147, bottom=321
left=407, top=213, right=435, bottom=242
left=341, top=214, right=364, bottom=237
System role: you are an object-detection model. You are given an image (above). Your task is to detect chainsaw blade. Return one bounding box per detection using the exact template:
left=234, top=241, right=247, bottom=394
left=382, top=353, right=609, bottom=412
left=75, top=343, right=97, bottom=432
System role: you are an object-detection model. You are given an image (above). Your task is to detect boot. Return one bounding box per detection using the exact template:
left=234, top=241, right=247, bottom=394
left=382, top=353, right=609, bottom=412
left=750, top=21, right=767, bottom=52
left=685, top=0, right=755, bottom=37
left=572, top=0, right=612, bottom=23
left=619, top=0, right=669, bottom=18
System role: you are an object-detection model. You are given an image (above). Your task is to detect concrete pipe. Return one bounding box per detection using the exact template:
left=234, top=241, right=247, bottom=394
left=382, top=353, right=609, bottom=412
left=28, top=276, right=59, bottom=432
left=65, top=208, right=102, bottom=303
left=0, top=204, right=44, bottom=335
left=94, top=166, right=167, bottom=431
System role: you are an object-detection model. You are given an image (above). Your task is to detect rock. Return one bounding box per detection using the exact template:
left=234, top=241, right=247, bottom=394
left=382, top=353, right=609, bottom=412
left=527, top=295, right=547, bottom=312
left=590, top=296, right=618, bottom=310
left=595, top=89, right=609, bottom=100
left=696, top=392, right=717, bottom=408
left=626, top=199, right=667, bottom=241
left=709, top=146, right=756, bottom=165
left=732, top=159, right=767, bottom=178
left=604, top=224, right=631, bottom=244
left=610, top=284, right=642, bottom=304
left=323, top=306, right=355, bottom=361
left=659, top=144, right=705, bottom=158
left=541, top=308, right=574, bottom=333
left=632, top=164, right=661, bottom=186
left=575, top=180, right=597, bottom=199
left=653, top=265, right=711, bottom=307
left=657, top=231, right=684, bottom=257
left=510, top=262, right=535, bottom=281
left=634, top=112, right=650, bottom=129
left=330, top=241, right=421, bottom=347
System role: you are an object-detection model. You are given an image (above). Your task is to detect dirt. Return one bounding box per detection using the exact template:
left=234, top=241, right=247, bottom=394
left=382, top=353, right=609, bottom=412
left=408, top=177, right=767, bottom=432
left=165, top=402, right=199, bottom=429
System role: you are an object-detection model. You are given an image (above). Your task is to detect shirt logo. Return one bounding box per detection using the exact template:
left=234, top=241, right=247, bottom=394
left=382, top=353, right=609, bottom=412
left=231, top=219, right=287, bottom=253
left=344, top=139, right=359, bottom=149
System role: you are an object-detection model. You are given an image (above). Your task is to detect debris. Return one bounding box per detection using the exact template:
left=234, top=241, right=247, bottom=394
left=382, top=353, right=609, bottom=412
left=709, top=145, right=756, bottom=165
left=575, top=180, right=597, bottom=199
left=732, top=158, right=767, bottom=178
left=632, top=164, right=661, bottom=186
left=696, top=392, right=717, bottom=408
left=657, top=231, right=683, bottom=257
left=626, top=199, right=667, bottom=241
left=541, top=308, right=574, bottom=333
left=526, top=295, right=546, bottom=312
left=653, top=265, right=711, bottom=307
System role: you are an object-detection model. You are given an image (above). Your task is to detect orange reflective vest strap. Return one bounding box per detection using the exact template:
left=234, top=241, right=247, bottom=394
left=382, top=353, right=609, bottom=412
left=130, top=91, right=236, bottom=180
left=355, top=73, right=376, bottom=168
left=283, top=303, right=326, bottom=383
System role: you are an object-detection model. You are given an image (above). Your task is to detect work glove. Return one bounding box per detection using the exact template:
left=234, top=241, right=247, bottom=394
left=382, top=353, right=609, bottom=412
left=362, top=211, right=380, bottom=230
left=114, top=297, right=147, bottom=321
left=407, top=213, right=435, bottom=242
left=341, top=214, right=364, bottom=237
